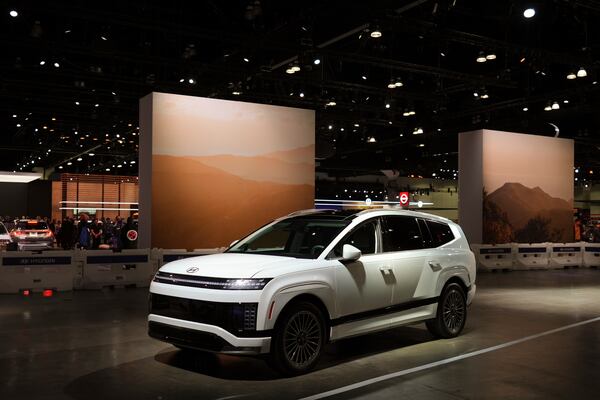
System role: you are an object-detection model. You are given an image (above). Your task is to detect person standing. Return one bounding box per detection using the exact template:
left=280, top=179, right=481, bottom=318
left=77, top=214, right=91, bottom=250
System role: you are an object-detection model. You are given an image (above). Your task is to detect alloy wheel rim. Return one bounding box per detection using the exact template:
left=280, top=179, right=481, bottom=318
left=443, top=289, right=465, bottom=334
left=283, top=310, right=322, bottom=368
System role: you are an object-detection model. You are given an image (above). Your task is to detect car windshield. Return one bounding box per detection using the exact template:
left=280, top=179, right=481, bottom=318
left=16, top=221, right=48, bottom=230
left=227, top=217, right=351, bottom=259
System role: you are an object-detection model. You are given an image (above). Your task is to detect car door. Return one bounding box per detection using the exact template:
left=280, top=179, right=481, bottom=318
left=329, top=218, right=394, bottom=337
left=380, top=216, right=431, bottom=306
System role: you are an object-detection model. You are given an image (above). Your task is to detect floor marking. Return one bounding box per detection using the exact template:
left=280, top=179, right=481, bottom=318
left=299, top=316, right=600, bottom=400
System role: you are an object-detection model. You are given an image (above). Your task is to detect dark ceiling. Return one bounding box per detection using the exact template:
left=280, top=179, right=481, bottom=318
left=2, top=0, right=600, bottom=183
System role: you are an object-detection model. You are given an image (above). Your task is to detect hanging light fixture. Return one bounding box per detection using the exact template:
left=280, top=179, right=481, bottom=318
left=551, top=101, right=560, bottom=110
left=577, top=67, right=587, bottom=78
left=370, top=25, right=382, bottom=38
left=394, top=78, right=403, bottom=87
left=387, top=79, right=396, bottom=89
left=523, top=8, right=536, bottom=18
left=544, top=103, right=552, bottom=111
left=476, top=51, right=487, bottom=63
left=486, top=52, right=497, bottom=60
left=566, top=72, right=577, bottom=80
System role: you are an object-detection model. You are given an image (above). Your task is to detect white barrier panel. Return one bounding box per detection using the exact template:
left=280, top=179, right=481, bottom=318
left=0, top=251, right=77, bottom=293
left=158, top=248, right=220, bottom=268
left=472, top=244, right=515, bottom=271
left=583, top=244, right=600, bottom=268
left=82, top=249, right=155, bottom=289
left=549, top=243, right=583, bottom=269
left=514, top=243, right=550, bottom=270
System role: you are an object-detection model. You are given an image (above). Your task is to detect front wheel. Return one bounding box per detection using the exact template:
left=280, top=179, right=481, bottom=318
left=269, top=301, right=326, bottom=376
left=426, top=282, right=467, bottom=338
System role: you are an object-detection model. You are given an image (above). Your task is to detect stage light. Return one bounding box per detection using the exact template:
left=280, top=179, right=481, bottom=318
left=368, top=137, right=377, bottom=142
left=9, top=10, right=18, bottom=17
left=58, top=166, right=63, bottom=169
left=566, top=72, right=576, bottom=80
left=476, top=51, right=487, bottom=63
left=286, top=67, right=295, bottom=74
left=551, top=101, right=560, bottom=110
left=413, top=127, right=424, bottom=135
left=67, top=162, right=72, bottom=165
left=361, top=75, right=367, bottom=80
left=387, top=80, right=396, bottom=89
left=94, top=104, right=99, bottom=107
left=473, top=92, right=479, bottom=97
left=385, top=103, right=390, bottom=109
left=291, top=64, right=300, bottom=72
left=486, top=52, right=497, bottom=60
left=100, top=35, right=108, bottom=41
left=313, top=58, right=321, bottom=65
left=53, top=62, right=60, bottom=68
left=188, top=78, right=195, bottom=84
left=299, top=92, right=305, bottom=97
left=577, top=67, right=587, bottom=77
left=394, top=78, right=403, bottom=87
left=522, top=107, right=528, bottom=111
left=481, top=93, right=489, bottom=99
left=40, top=60, right=46, bottom=65
left=563, top=100, right=569, bottom=104
left=544, top=104, right=552, bottom=111
left=243, top=57, right=250, bottom=62
left=232, top=91, right=241, bottom=95
left=328, top=125, right=333, bottom=130
left=370, top=27, right=382, bottom=38
left=179, top=78, right=184, bottom=83
left=75, top=101, right=79, bottom=105
left=523, top=8, right=535, bottom=18
left=16, top=124, right=21, bottom=128
left=88, top=153, right=95, bottom=156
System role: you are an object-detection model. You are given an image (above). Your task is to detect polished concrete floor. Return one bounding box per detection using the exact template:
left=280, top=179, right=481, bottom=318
left=1, top=269, right=600, bottom=400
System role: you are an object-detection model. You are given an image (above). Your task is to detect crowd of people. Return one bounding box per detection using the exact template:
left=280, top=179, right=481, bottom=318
left=1, top=215, right=138, bottom=250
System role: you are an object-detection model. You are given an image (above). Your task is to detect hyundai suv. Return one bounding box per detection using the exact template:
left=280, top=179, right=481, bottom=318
left=148, top=209, right=476, bottom=375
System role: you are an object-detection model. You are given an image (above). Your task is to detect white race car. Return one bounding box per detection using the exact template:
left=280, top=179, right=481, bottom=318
left=148, top=209, right=476, bottom=375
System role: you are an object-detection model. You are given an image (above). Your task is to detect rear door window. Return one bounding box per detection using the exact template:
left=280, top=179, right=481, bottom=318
left=381, top=216, right=423, bottom=252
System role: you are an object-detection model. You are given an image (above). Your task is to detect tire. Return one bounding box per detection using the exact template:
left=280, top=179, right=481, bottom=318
left=269, top=301, right=326, bottom=376
left=426, top=282, right=467, bottom=339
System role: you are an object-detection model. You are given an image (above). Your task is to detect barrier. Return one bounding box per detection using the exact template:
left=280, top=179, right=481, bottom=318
left=0, top=250, right=79, bottom=293
left=514, top=243, right=550, bottom=270
left=583, top=244, right=600, bottom=268
left=82, top=249, right=155, bottom=289
left=549, top=243, right=583, bottom=269
left=472, top=244, right=515, bottom=271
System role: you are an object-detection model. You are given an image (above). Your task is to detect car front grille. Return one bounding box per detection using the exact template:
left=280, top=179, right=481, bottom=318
left=149, top=293, right=262, bottom=337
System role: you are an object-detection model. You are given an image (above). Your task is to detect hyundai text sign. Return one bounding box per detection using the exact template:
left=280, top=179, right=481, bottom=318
left=399, top=192, right=409, bottom=206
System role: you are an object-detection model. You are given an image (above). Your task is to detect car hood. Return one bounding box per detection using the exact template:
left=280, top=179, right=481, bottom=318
left=158, top=252, right=317, bottom=279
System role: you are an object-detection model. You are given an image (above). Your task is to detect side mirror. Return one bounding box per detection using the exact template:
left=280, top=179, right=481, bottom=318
left=341, top=244, right=362, bottom=263
left=229, top=240, right=239, bottom=248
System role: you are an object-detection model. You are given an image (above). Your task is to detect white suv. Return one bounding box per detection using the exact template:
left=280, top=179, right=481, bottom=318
left=148, top=209, right=476, bottom=375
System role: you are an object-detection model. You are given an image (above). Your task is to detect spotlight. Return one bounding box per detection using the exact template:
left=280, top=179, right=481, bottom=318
left=299, top=92, right=305, bottom=98
left=551, top=101, right=560, bottom=110
left=179, top=78, right=185, bottom=83
left=522, top=107, right=528, bottom=111
left=75, top=101, right=79, bottom=105
left=313, top=58, right=321, bottom=65
left=476, top=51, right=487, bottom=63
left=481, top=93, right=489, bottom=99
left=243, top=57, right=250, bottom=63
left=566, top=72, right=577, bottom=80
left=40, top=60, right=46, bottom=65
left=67, top=162, right=72, bottom=166
left=387, top=79, right=396, bottom=89
left=544, top=103, right=552, bottom=111
left=368, top=137, right=377, bottom=142
left=385, top=103, right=391, bottom=109
left=486, top=52, right=496, bottom=60
left=53, top=62, right=60, bottom=68
left=232, top=91, right=241, bottom=95
left=413, top=127, right=424, bottom=135
left=58, top=166, right=63, bottom=169
left=325, top=101, right=337, bottom=107
left=394, top=78, right=403, bottom=87
left=523, top=8, right=535, bottom=18
left=361, top=75, right=367, bottom=80
left=188, top=78, right=195, bottom=84
left=577, top=67, right=587, bottom=78
left=291, top=63, right=301, bottom=72
left=370, top=26, right=382, bottom=38
left=286, top=67, right=295, bottom=74
left=76, top=157, right=82, bottom=162
left=9, top=10, right=18, bottom=17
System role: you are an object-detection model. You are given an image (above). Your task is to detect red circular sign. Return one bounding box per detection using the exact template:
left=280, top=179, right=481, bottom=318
left=126, top=230, right=138, bottom=241
left=399, top=192, right=409, bottom=206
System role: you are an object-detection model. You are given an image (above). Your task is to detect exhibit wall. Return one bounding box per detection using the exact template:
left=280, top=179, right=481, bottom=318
left=139, top=92, right=315, bottom=249
left=459, top=130, right=574, bottom=244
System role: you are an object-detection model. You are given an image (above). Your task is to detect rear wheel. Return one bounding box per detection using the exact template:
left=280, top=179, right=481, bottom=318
left=426, top=282, right=467, bottom=338
left=269, top=301, right=326, bottom=376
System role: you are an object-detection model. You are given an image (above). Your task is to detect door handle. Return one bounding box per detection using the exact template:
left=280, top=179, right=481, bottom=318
left=379, top=266, right=393, bottom=274
left=428, top=261, right=442, bottom=272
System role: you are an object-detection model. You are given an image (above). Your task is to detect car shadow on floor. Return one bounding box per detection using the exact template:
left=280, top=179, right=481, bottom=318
left=152, top=325, right=436, bottom=381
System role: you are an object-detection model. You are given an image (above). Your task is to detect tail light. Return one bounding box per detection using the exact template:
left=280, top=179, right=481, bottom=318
left=13, top=231, right=26, bottom=236
left=42, top=289, right=54, bottom=297
left=21, top=289, right=31, bottom=296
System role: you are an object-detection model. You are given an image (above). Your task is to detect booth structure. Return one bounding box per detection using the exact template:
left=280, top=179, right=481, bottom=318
left=0, top=248, right=222, bottom=293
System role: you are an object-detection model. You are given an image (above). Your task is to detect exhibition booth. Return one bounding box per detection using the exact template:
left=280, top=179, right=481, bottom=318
left=0, top=94, right=598, bottom=295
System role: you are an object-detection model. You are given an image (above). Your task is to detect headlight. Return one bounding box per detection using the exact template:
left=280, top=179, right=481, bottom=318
left=223, top=279, right=271, bottom=290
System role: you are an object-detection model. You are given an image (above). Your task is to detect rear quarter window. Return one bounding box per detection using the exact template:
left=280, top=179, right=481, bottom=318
left=426, top=220, right=455, bottom=247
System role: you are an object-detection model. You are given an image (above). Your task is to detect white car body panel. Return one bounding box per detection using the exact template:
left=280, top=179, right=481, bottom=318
left=148, top=209, right=476, bottom=355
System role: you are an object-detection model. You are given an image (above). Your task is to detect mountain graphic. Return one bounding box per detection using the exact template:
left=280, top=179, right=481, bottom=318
left=152, top=154, right=314, bottom=249
left=484, top=182, right=573, bottom=243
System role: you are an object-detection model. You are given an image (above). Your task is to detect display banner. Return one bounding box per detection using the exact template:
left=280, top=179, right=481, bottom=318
left=139, top=92, right=315, bottom=249
left=459, top=130, right=574, bottom=244
left=2, top=256, right=72, bottom=266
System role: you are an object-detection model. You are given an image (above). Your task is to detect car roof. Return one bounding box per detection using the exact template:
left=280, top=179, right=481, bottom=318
left=285, top=208, right=451, bottom=224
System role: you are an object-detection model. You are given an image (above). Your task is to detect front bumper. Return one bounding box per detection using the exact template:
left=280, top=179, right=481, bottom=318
left=148, top=314, right=271, bottom=355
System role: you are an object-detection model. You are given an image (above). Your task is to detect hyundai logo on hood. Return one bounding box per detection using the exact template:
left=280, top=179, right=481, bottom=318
left=186, top=267, right=199, bottom=273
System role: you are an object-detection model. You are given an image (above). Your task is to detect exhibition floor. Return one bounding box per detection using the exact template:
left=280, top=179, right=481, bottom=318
left=1, top=270, right=600, bottom=400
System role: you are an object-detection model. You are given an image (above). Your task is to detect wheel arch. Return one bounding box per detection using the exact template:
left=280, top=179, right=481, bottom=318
left=270, top=292, right=332, bottom=340
left=436, top=265, right=471, bottom=296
